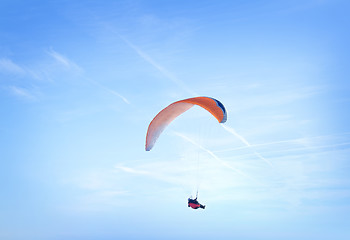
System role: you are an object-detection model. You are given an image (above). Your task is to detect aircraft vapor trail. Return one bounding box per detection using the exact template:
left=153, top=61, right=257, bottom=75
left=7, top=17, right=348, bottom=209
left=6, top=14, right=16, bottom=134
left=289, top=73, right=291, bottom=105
left=120, top=36, right=198, bottom=96
left=86, top=78, right=131, bottom=105
left=215, top=132, right=350, bottom=153
left=220, top=142, right=350, bottom=160
left=174, top=132, right=255, bottom=181
left=221, top=124, right=273, bottom=167
left=46, top=48, right=130, bottom=105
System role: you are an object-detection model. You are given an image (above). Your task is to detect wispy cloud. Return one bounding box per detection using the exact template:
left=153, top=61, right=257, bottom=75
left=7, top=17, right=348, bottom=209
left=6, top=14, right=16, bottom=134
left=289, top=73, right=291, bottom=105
left=47, top=48, right=131, bottom=105
left=47, top=48, right=83, bottom=73
left=1, top=50, right=84, bottom=81
left=114, top=163, right=187, bottom=185
left=48, top=50, right=70, bottom=67
left=233, top=85, right=325, bottom=113
left=0, top=58, right=26, bottom=75
left=0, top=58, right=46, bottom=101
left=59, top=168, right=131, bottom=211
left=221, top=141, right=350, bottom=161
left=221, top=124, right=273, bottom=166
left=120, top=36, right=198, bottom=96
left=114, top=166, right=150, bottom=175
left=87, top=78, right=131, bottom=105
left=107, top=89, right=130, bottom=104
left=9, top=86, right=37, bottom=100
left=173, top=131, right=254, bottom=180
left=215, top=132, right=350, bottom=153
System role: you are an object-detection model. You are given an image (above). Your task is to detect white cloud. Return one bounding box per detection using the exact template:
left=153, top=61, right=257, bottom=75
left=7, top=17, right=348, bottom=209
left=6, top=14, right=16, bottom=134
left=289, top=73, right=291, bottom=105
left=107, top=89, right=130, bottom=104
left=0, top=58, right=26, bottom=75
left=85, top=77, right=131, bottom=105
left=47, top=48, right=83, bottom=73
left=221, top=124, right=273, bottom=166
left=173, top=131, right=255, bottom=180
left=47, top=48, right=131, bottom=105
left=233, top=85, right=325, bottom=113
left=215, top=132, right=350, bottom=156
left=9, top=86, right=36, bottom=100
left=120, top=36, right=197, bottom=96
left=100, top=86, right=131, bottom=105
left=48, top=50, right=70, bottom=67
left=114, top=166, right=150, bottom=175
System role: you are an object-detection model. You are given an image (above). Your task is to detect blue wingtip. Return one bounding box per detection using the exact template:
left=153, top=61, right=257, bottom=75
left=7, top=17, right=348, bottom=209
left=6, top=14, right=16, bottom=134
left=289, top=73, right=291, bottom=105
left=208, top=97, right=227, bottom=123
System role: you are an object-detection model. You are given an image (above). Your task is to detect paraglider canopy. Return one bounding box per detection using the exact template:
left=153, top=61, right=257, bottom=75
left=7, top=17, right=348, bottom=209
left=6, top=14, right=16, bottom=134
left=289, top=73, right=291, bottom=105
left=145, top=96, right=227, bottom=151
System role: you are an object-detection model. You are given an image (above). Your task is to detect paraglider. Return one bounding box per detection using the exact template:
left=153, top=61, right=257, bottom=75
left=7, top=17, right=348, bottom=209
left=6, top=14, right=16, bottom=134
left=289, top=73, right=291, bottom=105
left=145, top=96, right=227, bottom=151
left=145, top=96, right=227, bottom=210
left=188, top=197, right=205, bottom=209
left=188, top=190, right=205, bottom=209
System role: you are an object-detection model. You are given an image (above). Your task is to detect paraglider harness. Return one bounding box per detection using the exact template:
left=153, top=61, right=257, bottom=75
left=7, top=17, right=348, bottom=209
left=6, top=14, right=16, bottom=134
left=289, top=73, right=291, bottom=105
left=188, top=197, right=205, bottom=209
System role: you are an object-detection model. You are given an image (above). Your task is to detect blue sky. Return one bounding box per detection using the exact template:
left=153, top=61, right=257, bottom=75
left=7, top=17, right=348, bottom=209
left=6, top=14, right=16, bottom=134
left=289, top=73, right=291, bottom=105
left=1, top=0, right=350, bottom=239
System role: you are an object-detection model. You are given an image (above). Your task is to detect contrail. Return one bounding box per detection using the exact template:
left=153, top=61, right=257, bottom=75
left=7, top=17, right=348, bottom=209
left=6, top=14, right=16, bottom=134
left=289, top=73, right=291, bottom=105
left=47, top=48, right=83, bottom=73
left=115, top=166, right=150, bottom=175
left=87, top=78, right=131, bottom=105
left=47, top=48, right=130, bottom=105
left=221, top=124, right=273, bottom=167
left=220, top=141, right=350, bottom=160
left=174, top=132, right=255, bottom=180
left=215, top=139, right=302, bottom=153
left=215, top=132, right=350, bottom=153
left=120, top=36, right=198, bottom=96
left=102, top=88, right=131, bottom=105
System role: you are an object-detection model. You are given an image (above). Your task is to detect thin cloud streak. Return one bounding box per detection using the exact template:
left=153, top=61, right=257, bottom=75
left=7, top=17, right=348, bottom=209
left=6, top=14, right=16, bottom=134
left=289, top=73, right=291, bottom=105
left=48, top=49, right=70, bottom=67
left=115, top=166, right=150, bottom=175
left=221, top=142, right=350, bottom=161
left=103, top=88, right=131, bottom=105
left=215, top=132, right=350, bottom=153
left=114, top=163, right=194, bottom=190
left=120, top=36, right=198, bottom=96
left=174, top=131, right=254, bottom=180
left=221, top=124, right=273, bottom=167
left=47, top=48, right=83, bottom=73
left=47, top=48, right=130, bottom=105
left=9, top=86, right=36, bottom=100
left=0, top=58, right=26, bottom=74
left=88, top=78, right=131, bottom=105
